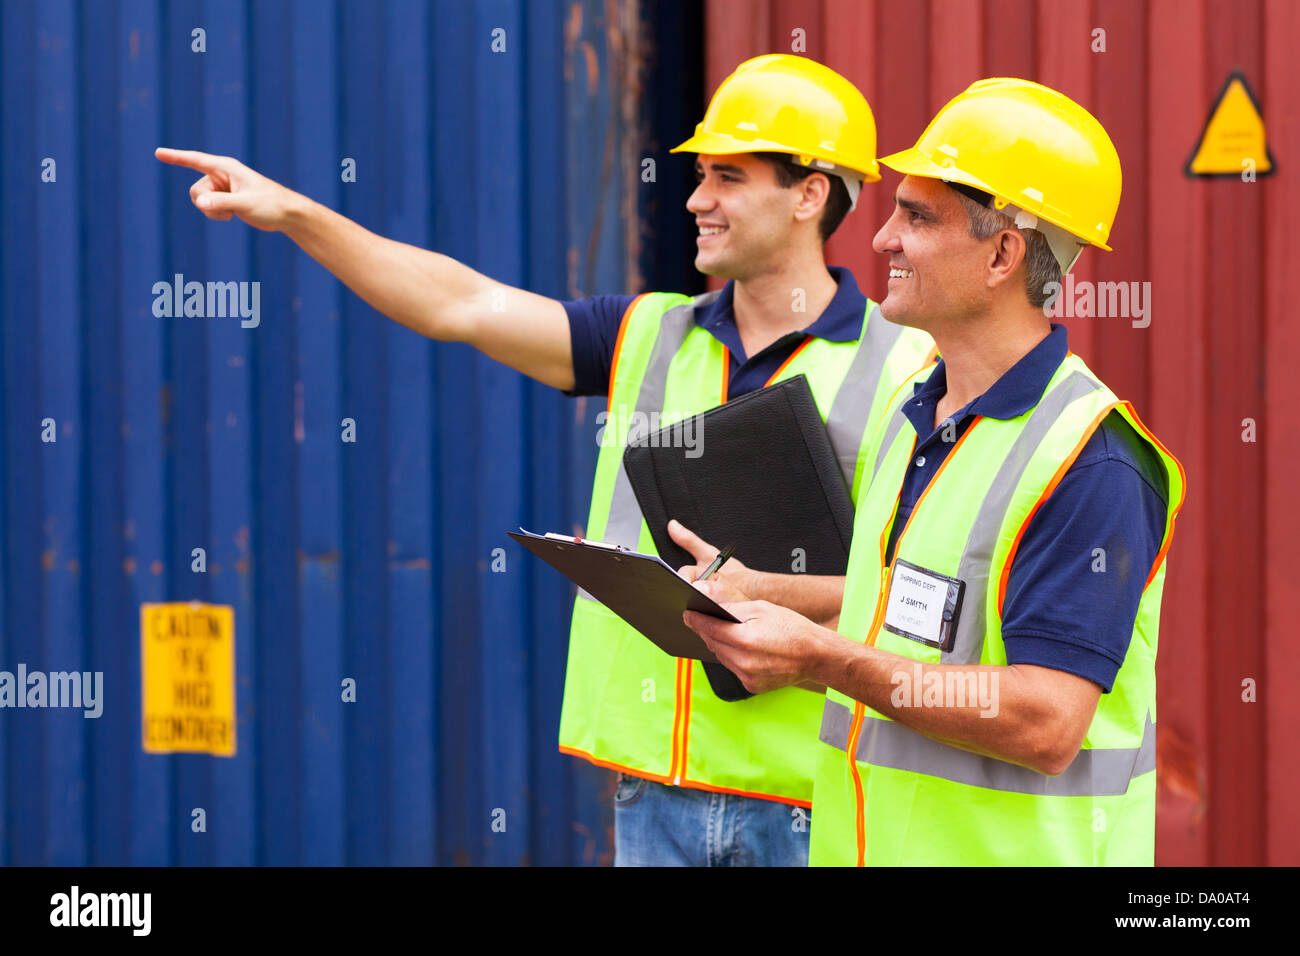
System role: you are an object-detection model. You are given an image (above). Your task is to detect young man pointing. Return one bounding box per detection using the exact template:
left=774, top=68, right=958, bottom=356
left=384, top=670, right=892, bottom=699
left=157, top=55, right=934, bottom=866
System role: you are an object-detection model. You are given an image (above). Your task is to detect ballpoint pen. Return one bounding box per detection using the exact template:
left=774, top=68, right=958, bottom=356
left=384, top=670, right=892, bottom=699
left=693, top=543, right=736, bottom=583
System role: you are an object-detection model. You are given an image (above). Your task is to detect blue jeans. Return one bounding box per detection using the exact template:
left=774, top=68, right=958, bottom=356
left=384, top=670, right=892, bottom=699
left=613, top=774, right=810, bottom=866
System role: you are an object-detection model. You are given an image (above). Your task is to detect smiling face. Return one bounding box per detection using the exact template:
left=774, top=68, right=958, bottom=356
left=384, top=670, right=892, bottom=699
left=686, top=154, right=821, bottom=281
left=872, top=175, right=1003, bottom=331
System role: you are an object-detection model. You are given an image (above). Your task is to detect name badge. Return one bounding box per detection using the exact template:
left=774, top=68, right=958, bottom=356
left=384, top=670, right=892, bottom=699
left=882, top=559, right=965, bottom=651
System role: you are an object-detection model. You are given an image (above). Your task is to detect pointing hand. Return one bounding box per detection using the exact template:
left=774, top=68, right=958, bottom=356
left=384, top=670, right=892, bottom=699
left=155, top=147, right=300, bottom=231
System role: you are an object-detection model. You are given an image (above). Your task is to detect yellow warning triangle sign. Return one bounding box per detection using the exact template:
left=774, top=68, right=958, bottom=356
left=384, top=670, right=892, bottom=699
left=1187, top=71, right=1275, bottom=177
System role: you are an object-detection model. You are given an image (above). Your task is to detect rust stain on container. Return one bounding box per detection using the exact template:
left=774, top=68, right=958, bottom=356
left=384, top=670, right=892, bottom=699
left=1157, top=725, right=1206, bottom=815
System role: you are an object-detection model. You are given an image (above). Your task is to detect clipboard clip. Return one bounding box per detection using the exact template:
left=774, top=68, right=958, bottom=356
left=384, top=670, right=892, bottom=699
left=541, top=531, right=629, bottom=552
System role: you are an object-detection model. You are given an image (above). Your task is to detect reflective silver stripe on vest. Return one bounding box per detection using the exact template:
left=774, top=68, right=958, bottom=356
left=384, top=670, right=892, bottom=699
left=870, top=405, right=911, bottom=486
left=818, top=698, right=1155, bottom=797
left=944, top=370, right=1104, bottom=664
left=600, top=299, right=704, bottom=548
left=578, top=295, right=712, bottom=603
left=824, top=306, right=905, bottom=486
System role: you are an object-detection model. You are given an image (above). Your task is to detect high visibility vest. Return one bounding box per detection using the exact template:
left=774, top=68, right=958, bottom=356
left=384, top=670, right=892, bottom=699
left=558, top=289, right=936, bottom=806
left=810, top=351, right=1186, bottom=863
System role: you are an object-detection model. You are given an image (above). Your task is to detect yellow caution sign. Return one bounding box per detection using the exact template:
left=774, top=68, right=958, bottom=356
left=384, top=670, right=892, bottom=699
left=141, top=602, right=236, bottom=756
left=1186, top=70, right=1275, bottom=177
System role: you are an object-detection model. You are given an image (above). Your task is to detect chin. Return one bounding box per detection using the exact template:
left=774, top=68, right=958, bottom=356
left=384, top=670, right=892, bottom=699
left=695, top=256, right=735, bottom=280
left=878, top=297, right=919, bottom=327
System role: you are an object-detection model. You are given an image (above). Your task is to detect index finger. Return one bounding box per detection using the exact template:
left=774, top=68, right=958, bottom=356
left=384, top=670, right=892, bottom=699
left=154, top=147, right=230, bottom=175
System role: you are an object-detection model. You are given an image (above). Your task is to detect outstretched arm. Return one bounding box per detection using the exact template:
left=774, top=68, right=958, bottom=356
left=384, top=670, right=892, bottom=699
left=155, top=147, right=575, bottom=391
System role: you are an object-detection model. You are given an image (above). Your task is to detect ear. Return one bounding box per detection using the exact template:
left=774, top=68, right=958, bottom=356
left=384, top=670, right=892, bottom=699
left=792, top=172, right=831, bottom=225
left=986, top=227, right=1027, bottom=291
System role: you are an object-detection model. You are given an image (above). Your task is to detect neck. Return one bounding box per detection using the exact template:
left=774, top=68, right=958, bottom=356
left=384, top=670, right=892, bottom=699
left=730, top=249, right=837, bottom=356
left=929, top=302, right=1051, bottom=419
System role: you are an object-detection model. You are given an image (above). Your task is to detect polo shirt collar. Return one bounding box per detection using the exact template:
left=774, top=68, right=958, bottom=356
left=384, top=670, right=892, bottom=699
left=912, top=322, right=1070, bottom=423
left=695, top=265, right=867, bottom=359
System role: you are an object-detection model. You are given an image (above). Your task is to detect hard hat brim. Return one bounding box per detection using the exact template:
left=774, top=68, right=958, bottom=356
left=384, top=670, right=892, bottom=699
left=673, top=131, right=882, bottom=182
left=879, top=146, right=1113, bottom=251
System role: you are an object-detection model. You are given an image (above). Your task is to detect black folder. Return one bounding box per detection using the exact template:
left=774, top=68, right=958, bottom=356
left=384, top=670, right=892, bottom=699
left=623, top=374, right=855, bottom=700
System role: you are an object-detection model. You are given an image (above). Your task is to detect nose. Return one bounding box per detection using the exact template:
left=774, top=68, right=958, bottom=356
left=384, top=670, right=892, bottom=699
left=686, top=179, right=715, bottom=215
left=872, top=207, right=903, bottom=255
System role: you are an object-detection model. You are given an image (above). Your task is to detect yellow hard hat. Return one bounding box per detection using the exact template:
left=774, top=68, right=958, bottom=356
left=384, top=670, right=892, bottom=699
left=671, top=54, right=880, bottom=206
left=880, top=78, right=1121, bottom=270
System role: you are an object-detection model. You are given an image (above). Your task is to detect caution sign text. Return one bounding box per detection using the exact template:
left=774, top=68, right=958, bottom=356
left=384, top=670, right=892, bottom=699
left=141, top=603, right=236, bottom=756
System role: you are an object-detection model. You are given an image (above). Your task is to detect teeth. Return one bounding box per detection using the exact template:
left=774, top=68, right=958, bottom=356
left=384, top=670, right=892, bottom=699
left=699, top=226, right=727, bottom=236
left=889, top=267, right=913, bottom=278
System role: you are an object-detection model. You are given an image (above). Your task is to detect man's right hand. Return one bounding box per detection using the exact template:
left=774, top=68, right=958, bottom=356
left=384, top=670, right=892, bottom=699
left=155, top=148, right=301, bottom=232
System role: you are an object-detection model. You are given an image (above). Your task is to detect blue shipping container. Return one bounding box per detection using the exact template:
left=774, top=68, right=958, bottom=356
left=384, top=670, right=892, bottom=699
left=0, top=0, right=703, bottom=865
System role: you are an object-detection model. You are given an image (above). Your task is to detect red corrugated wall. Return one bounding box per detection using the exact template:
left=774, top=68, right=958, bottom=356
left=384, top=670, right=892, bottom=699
left=703, top=0, right=1299, bottom=866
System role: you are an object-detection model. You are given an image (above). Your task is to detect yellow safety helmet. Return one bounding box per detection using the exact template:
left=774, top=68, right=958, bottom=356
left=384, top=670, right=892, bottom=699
left=880, top=78, right=1121, bottom=272
left=672, top=54, right=880, bottom=209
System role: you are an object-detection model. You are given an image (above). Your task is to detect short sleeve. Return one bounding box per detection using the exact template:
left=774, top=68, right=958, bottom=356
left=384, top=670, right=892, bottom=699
left=999, top=412, right=1169, bottom=692
left=562, top=295, right=638, bottom=397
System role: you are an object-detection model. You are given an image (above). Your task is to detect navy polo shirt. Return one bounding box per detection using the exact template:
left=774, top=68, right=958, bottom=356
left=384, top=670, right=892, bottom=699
left=562, top=266, right=868, bottom=400
left=884, top=324, right=1169, bottom=692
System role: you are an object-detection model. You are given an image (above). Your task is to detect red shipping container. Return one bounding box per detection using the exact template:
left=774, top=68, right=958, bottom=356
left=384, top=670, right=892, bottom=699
left=702, top=0, right=1299, bottom=866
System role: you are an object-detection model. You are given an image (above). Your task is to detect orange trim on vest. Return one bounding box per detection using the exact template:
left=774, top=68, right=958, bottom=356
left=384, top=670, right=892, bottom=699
left=1119, top=400, right=1188, bottom=589
left=880, top=360, right=942, bottom=430
left=996, top=402, right=1117, bottom=617
left=666, top=342, right=734, bottom=787
left=847, top=417, right=985, bottom=866
left=668, top=658, right=688, bottom=781
left=678, top=776, right=812, bottom=809
left=558, top=745, right=676, bottom=786
left=607, top=293, right=650, bottom=414
left=557, top=745, right=812, bottom=808
left=678, top=663, right=694, bottom=782
left=764, top=335, right=814, bottom=386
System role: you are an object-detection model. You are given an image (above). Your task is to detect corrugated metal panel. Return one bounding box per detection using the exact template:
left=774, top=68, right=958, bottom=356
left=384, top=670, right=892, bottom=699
left=0, top=0, right=700, bottom=866
left=704, top=0, right=1299, bottom=865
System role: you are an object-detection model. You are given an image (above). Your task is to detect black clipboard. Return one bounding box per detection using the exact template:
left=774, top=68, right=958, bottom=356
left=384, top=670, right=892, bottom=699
left=622, top=374, right=854, bottom=701
left=508, top=529, right=741, bottom=662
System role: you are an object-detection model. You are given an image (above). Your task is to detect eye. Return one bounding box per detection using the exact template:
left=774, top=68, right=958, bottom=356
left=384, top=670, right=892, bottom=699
left=907, top=209, right=924, bottom=223
left=719, top=174, right=738, bottom=183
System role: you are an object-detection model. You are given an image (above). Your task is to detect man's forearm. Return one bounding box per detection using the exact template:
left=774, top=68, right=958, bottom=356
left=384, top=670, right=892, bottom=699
left=806, top=631, right=1075, bottom=774
left=281, top=194, right=481, bottom=343
left=748, top=572, right=843, bottom=623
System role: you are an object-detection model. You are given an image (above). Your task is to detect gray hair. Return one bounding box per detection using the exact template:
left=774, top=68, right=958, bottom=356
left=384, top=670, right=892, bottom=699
left=954, top=192, right=1062, bottom=309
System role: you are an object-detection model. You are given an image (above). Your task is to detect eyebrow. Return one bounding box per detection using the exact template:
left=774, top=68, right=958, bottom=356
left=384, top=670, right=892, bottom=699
left=894, top=194, right=935, bottom=217
left=695, top=161, right=747, bottom=176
